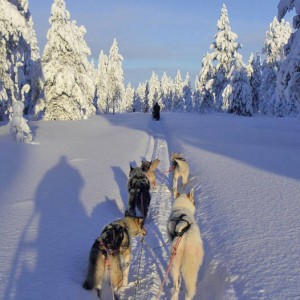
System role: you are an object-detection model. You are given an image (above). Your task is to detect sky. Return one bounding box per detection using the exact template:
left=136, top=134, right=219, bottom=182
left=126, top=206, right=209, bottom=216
left=28, top=0, right=294, bottom=87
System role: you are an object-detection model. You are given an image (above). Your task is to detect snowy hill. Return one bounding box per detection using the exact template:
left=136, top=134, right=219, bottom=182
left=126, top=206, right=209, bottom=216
left=0, top=113, right=299, bottom=300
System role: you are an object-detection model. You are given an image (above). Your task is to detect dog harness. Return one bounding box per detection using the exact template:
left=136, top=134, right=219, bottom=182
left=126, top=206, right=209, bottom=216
left=169, top=213, right=191, bottom=241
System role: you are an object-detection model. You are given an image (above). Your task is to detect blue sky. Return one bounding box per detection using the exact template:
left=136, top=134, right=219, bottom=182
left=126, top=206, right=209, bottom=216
left=28, top=0, right=293, bottom=87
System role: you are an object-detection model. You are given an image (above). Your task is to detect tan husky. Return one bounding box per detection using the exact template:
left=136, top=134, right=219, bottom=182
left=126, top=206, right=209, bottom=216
left=83, top=217, right=146, bottom=299
left=170, top=153, right=189, bottom=198
left=141, top=159, right=160, bottom=189
left=167, top=189, right=204, bottom=300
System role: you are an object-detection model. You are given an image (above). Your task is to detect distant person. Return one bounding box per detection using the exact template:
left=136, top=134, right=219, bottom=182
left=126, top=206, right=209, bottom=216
left=152, top=102, right=160, bottom=121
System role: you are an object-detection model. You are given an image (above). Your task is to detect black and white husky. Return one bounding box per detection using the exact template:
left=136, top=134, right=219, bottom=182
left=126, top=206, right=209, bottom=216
left=167, top=189, right=204, bottom=300
left=126, top=165, right=151, bottom=218
left=170, top=153, right=190, bottom=198
left=83, top=216, right=146, bottom=299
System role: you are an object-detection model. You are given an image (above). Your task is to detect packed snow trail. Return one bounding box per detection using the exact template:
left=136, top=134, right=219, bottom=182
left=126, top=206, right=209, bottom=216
left=120, top=118, right=173, bottom=300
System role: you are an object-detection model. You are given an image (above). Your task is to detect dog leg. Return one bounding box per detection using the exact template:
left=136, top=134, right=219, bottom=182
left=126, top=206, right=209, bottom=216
left=128, top=191, right=136, bottom=216
left=109, top=254, right=123, bottom=291
left=83, top=247, right=105, bottom=292
left=182, top=260, right=198, bottom=300
left=96, top=288, right=102, bottom=299
left=171, top=257, right=181, bottom=297
left=122, top=248, right=131, bottom=286
left=173, top=173, right=179, bottom=198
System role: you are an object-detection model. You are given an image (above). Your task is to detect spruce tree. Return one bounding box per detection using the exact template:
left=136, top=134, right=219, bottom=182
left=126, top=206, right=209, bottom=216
left=183, top=73, right=193, bottom=112
left=172, top=70, right=184, bottom=112
left=161, top=72, right=173, bottom=111
left=276, top=0, right=300, bottom=116
left=123, top=83, right=135, bottom=112
left=260, top=17, right=291, bottom=115
left=210, top=4, right=241, bottom=111
left=196, top=52, right=215, bottom=113
left=39, top=0, right=96, bottom=120
left=107, top=38, right=125, bottom=114
left=0, top=0, right=41, bottom=120
left=148, top=71, right=161, bottom=111
left=222, top=54, right=253, bottom=116
left=133, top=82, right=147, bottom=112
left=247, top=52, right=262, bottom=114
left=96, top=50, right=109, bottom=113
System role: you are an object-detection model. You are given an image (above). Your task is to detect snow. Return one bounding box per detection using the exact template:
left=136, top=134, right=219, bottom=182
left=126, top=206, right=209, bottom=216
left=0, top=113, right=300, bottom=299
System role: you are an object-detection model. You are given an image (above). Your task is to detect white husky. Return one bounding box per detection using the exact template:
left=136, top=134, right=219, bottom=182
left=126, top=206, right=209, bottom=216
left=170, top=153, right=189, bottom=198
left=167, top=189, right=204, bottom=300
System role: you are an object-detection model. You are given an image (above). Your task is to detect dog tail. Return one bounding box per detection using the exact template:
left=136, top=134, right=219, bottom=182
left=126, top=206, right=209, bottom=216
left=83, top=239, right=106, bottom=290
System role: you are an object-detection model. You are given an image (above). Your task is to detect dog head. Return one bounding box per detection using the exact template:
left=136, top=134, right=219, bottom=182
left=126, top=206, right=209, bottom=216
left=170, top=152, right=182, bottom=162
left=129, top=164, right=143, bottom=176
left=173, top=189, right=195, bottom=210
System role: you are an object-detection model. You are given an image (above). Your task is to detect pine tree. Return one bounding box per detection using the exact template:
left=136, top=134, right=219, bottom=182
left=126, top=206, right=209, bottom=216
left=196, top=52, right=215, bottom=113
left=183, top=73, right=193, bottom=112
left=210, top=4, right=241, bottom=111
left=148, top=71, right=161, bottom=111
left=38, top=0, right=96, bottom=120
left=96, top=50, right=109, bottom=113
left=260, top=17, right=291, bottom=115
left=276, top=0, right=300, bottom=116
left=172, top=70, right=184, bottom=112
left=0, top=0, right=41, bottom=120
left=107, top=38, right=125, bottom=114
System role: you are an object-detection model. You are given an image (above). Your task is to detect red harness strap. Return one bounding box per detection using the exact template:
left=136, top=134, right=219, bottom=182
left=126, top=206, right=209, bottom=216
left=156, top=236, right=182, bottom=299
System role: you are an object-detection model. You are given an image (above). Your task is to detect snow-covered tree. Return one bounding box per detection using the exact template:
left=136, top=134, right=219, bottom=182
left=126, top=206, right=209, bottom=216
left=161, top=72, right=173, bottom=111
left=10, top=0, right=42, bottom=115
left=195, top=52, right=215, bottom=113
left=260, top=17, right=291, bottom=115
left=133, top=82, right=147, bottom=112
left=210, top=4, right=241, bottom=111
left=37, top=0, right=96, bottom=120
left=123, top=83, right=135, bottom=112
left=9, top=84, right=32, bottom=142
left=107, top=38, right=125, bottom=114
left=222, top=54, right=253, bottom=116
left=96, top=50, right=109, bottom=113
left=172, top=70, right=184, bottom=112
left=247, top=52, right=262, bottom=114
left=0, top=0, right=41, bottom=120
left=276, top=0, right=300, bottom=116
left=148, top=71, right=161, bottom=110
left=183, top=73, right=193, bottom=112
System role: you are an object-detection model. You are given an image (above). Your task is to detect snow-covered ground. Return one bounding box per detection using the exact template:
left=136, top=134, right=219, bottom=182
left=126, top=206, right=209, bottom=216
left=0, top=113, right=299, bottom=300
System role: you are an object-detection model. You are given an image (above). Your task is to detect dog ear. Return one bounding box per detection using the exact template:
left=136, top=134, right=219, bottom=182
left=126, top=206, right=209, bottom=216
left=139, top=217, right=145, bottom=227
left=188, top=188, right=195, bottom=203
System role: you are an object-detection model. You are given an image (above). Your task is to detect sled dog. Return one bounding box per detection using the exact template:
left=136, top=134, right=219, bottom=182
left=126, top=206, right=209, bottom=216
left=83, top=216, right=146, bottom=299
left=167, top=189, right=204, bottom=300
left=141, top=159, right=160, bottom=189
left=126, top=165, right=151, bottom=217
left=170, top=153, right=190, bottom=198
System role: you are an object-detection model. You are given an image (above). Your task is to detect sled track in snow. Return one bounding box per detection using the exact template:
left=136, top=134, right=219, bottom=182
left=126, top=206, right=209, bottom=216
left=120, top=119, right=173, bottom=300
